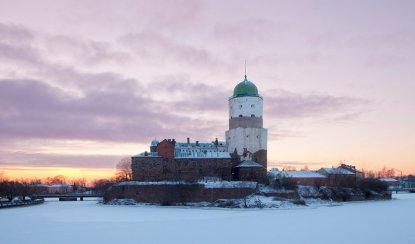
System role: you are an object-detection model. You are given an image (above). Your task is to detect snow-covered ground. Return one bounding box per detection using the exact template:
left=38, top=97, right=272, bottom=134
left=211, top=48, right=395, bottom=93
left=1, top=194, right=414, bottom=244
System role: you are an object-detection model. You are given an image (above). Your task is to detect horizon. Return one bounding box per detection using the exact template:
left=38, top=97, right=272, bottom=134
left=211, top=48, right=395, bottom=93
left=1, top=0, right=415, bottom=181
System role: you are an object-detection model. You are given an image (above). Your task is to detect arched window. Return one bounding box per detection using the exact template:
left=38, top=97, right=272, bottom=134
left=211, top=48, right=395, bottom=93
left=239, top=114, right=243, bottom=117
left=251, top=114, right=255, bottom=117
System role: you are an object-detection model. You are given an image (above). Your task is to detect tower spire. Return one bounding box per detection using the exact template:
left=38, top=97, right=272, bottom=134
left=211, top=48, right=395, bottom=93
left=244, top=60, right=247, bottom=81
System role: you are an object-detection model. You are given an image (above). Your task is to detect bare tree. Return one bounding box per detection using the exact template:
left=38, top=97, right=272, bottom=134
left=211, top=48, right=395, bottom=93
left=71, top=178, right=87, bottom=192
left=282, top=166, right=296, bottom=171
left=0, top=171, right=7, bottom=182
left=45, top=175, right=68, bottom=184
left=92, top=179, right=115, bottom=194
left=115, top=157, right=132, bottom=181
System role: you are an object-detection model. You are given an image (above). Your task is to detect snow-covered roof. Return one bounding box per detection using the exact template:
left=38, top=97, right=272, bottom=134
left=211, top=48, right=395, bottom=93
left=281, top=171, right=327, bottom=179
left=33, top=184, right=49, bottom=187
left=175, top=141, right=226, bottom=149
left=267, top=168, right=280, bottom=177
left=320, top=168, right=354, bottom=175
left=379, top=178, right=399, bottom=182
left=175, top=151, right=230, bottom=158
left=49, top=184, right=72, bottom=187
left=235, top=160, right=264, bottom=168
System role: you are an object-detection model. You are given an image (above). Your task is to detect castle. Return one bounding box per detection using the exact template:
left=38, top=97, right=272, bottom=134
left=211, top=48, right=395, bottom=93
left=132, top=74, right=268, bottom=183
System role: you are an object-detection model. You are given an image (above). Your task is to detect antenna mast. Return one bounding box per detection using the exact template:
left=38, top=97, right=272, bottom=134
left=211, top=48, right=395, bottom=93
left=244, top=60, right=247, bottom=80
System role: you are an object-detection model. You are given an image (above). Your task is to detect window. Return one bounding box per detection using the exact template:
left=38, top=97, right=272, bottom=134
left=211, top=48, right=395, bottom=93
left=251, top=104, right=254, bottom=108
left=239, top=115, right=243, bottom=117
left=251, top=114, right=255, bottom=117
left=239, top=105, right=243, bottom=108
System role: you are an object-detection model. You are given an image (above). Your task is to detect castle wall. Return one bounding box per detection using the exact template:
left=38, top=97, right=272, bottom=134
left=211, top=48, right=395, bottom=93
left=236, top=167, right=267, bottom=183
left=252, top=149, right=267, bottom=168
left=104, top=182, right=257, bottom=204
left=132, top=157, right=233, bottom=181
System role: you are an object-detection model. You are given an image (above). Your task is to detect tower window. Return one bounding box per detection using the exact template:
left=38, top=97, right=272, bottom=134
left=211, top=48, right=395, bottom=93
left=251, top=104, right=254, bottom=108
left=239, top=115, right=243, bottom=117
left=251, top=114, right=255, bottom=117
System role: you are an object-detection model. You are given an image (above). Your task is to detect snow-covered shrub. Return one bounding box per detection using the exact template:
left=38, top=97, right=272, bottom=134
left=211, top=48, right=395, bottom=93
left=253, top=198, right=265, bottom=208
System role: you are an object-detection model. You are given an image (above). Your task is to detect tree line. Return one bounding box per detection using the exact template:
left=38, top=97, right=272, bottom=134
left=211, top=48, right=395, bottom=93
left=0, top=157, right=133, bottom=200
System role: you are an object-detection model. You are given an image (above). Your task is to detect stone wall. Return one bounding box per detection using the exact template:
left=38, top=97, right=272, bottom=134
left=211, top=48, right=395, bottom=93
left=132, top=157, right=233, bottom=181
left=229, top=117, right=263, bottom=129
left=236, top=167, right=267, bottom=183
left=252, top=149, right=267, bottom=168
left=104, top=182, right=257, bottom=204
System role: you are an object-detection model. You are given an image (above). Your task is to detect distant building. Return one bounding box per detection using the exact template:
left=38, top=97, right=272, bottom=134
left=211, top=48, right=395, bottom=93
left=47, top=184, right=73, bottom=194
left=399, top=177, right=415, bottom=188
left=269, top=169, right=328, bottom=187
left=379, top=178, right=400, bottom=190
left=339, top=164, right=363, bottom=179
left=319, top=168, right=357, bottom=187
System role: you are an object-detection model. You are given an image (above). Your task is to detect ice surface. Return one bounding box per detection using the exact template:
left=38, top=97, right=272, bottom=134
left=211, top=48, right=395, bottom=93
left=0, top=194, right=414, bottom=244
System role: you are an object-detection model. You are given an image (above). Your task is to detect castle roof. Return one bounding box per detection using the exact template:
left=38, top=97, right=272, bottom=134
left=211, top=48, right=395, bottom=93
left=281, top=171, right=326, bottom=178
left=235, top=160, right=263, bottom=168
left=320, top=167, right=354, bottom=175
left=233, top=76, right=259, bottom=97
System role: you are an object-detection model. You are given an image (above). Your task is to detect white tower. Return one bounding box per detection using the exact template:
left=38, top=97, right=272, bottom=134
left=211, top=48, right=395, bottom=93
left=225, top=74, right=268, bottom=167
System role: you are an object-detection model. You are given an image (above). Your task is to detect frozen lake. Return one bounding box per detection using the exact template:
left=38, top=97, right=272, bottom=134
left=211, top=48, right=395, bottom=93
left=1, top=193, right=414, bottom=244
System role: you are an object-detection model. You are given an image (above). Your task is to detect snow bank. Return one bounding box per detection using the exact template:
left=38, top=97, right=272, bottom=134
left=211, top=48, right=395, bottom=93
left=117, top=180, right=257, bottom=189
left=199, top=180, right=257, bottom=189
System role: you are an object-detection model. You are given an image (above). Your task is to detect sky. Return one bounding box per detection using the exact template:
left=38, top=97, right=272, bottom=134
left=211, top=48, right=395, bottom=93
left=0, top=0, right=414, bottom=181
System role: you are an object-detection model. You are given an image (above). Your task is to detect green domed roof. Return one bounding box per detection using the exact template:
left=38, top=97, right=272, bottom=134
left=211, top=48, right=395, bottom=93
left=233, top=76, right=259, bottom=97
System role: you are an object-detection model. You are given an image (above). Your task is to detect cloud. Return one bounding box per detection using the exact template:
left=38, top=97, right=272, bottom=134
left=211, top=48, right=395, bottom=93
left=42, top=35, right=132, bottom=66
left=0, top=23, right=34, bottom=44
left=264, top=89, right=370, bottom=121
left=0, top=42, right=41, bottom=66
left=0, top=78, right=227, bottom=143
left=212, top=17, right=289, bottom=45
left=118, top=31, right=216, bottom=66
